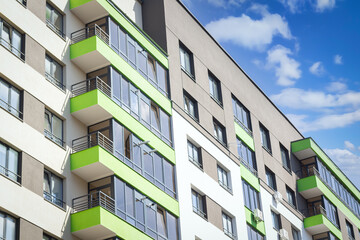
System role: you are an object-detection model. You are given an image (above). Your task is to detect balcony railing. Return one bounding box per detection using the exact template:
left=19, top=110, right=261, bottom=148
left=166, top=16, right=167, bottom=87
left=240, top=158, right=258, bottom=177
left=193, top=206, right=207, bottom=219
left=0, top=98, right=22, bottom=119
left=72, top=191, right=115, bottom=214
left=234, top=116, right=253, bottom=137
left=71, top=76, right=111, bottom=98
left=0, top=36, right=25, bottom=60
left=44, top=129, right=65, bottom=148
left=46, top=19, right=65, bottom=38
left=301, top=205, right=327, bottom=218
left=71, top=24, right=109, bottom=45
left=0, top=164, right=21, bottom=183
left=45, top=72, right=65, bottom=90
left=44, top=191, right=66, bottom=209
left=298, top=165, right=360, bottom=220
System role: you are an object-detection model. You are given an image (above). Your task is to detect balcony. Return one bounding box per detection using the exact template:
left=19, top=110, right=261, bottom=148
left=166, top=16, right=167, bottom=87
left=71, top=191, right=152, bottom=240
left=297, top=166, right=323, bottom=199
left=69, top=0, right=168, bottom=68
left=70, top=78, right=174, bottom=162
left=70, top=131, right=179, bottom=215
left=302, top=206, right=342, bottom=239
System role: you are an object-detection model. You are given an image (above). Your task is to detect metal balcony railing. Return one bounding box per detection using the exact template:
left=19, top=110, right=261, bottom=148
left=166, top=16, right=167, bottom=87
left=234, top=116, right=253, bottom=137
left=71, top=76, right=111, bottom=98
left=0, top=98, right=22, bottom=119
left=0, top=164, right=21, bottom=183
left=193, top=206, right=207, bottom=219
left=71, top=24, right=109, bottom=45
left=44, top=191, right=66, bottom=209
left=0, top=36, right=25, bottom=60
left=72, top=131, right=113, bottom=154
left=72, top=191, right=115, bottom=214
left=45, top=72, right=65, bottom=90
left=46, top=19, right=65, bottom=38
left=44, top=129, right=65, bottom=147
left=240, top=158, right=258, bottom=177
left=301, top=205, right=327, bottom=218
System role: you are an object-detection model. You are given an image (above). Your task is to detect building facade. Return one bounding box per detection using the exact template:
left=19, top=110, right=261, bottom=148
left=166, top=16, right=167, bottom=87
left=0, top=0, right=359, bottom=240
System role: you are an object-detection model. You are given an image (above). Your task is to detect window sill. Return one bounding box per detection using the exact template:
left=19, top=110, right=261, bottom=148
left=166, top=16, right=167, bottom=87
left=193, top=209, right=207, bottom=221
left=44, top=134, right=66, bottom=150
left=44, top=197, right=66, bottom=211
left=181, top=67, right=195, bottom=82
left=282, top=165, right=292, bottom=175
left=0, top=172, right=21, bottom=186
left=184, top=109, right=199, bottom=123
left=46, top=23, right=66, bottom=41
left=0, top=105, right=23, bottom=122
left=210, top=95, right=223, bottom=108
left=262, top=146, right=272, bottom=155
left=189, top=158, right=203, bottom=171
left=219, top=182, right=232, bottom=194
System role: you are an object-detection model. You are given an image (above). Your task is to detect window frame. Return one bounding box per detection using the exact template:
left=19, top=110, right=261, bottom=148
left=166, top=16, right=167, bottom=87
left=183, top=90, right=199, bottom=121
left=45, top=54, right=64, bottom=90
left=0, top=17, right=25, bottom=60
left=271, top=210, right=281, bottom=231
left=191, top=190, right=207, bottom=219
left=43, top=169, right=64, bottom=208
left=242, top=180, right=261, bottom=212
left=208, top=72, right=222, bottom=105
left=232, top=95, right=252, bottom=133
left=43, top=233, right=58, bottom=240
left=44, top=109, right=64, bottom=147
left=222, top=212, right=235, bottom=239
left=286, top=185, right=297, bottom=208
left=213, top=118, right=227, bottom=146
left=179, top=42, right=195, bottom=79
left=291, top=227, right=301, bottom=240
left=280, top=144, right=291, bottom=172
left=187, top=140, right=202, bottom=169
left=259, top=123, right=271, bottom=154
left=0, top=141, right=21, bottom=183
left=217, top=165, right=231, bottom=192
left=0, top=211, right=18, bottom=240
left=346, top=220, right=355, bottom=240
left=0, top=77, right=22, bottom=119
left=265, top=167, right=277, bottom=191
left=46, top=2, right=64, bottom=38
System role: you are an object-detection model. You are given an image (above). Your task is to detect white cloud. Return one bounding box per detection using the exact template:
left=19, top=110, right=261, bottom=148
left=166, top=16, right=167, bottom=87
left=207, top=0, right=245, bottom=7
left=358, top=146, right=360, bottom=151
left=286, top=110, right=360, bottom=132
left=266, top=45, right=301, bottom=86
left=314, top=0, right=336, bottom=12
left=309, top=61, right=325, bottom=76
left=271, top=88, right=360, bottom=109
left=344, top=141, right=355, bottom=151
left=334, top=54, right=343, bottom=65
left=205, top=5, right=292, bottom=51
left=278, top=0, right=304, bottom=13
left=326, top=81, right=347, bottom=92
left=325, top=148, right=360, bottom=188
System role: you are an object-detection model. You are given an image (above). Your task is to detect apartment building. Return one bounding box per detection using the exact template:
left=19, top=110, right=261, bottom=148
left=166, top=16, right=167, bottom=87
left=0, top=0, right=359, bottom=240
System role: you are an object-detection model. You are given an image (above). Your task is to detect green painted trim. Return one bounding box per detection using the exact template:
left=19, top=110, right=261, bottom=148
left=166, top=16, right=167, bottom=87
left=240, top=165, right=260, bottom=192
left=292, top=138, right=360, bottom=202
left=303, top=214, right=342, bottom=240
left=70, top=36, right=172, bottom=115
left=298, top=175, right=360, bottom=229
left=69, top=0, right=168, bottom=68
left=234, top=122, right=255, bottom=151
left=70, top=90, right=175, bottom=164
left=71, top=146, right=179, bottom=216
left=244, top=207, right=266, bottom=236
left=71, top=206, right=153, bottom=240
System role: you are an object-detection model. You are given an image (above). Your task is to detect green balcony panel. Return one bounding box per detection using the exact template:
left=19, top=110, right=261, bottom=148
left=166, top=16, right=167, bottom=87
left=244, top=207, right=266, bottom=236
left=234, top=122, right=255, bottom=151
left=70, top=36, right=172, bottom=115
left=240, top=164, right=260, bottom=192
left=303, top=214, right=342, bottom=240
left=292, top=138, right=360, bottom=203
left=70, top=89, right=175, bottom=164
left=298, top=175, right=360, bottom=229
left=71, top=206, right=153, bottom=240
left=70, top=0, right=168, bottom=68
left=71, top=146, right=179, bottom=216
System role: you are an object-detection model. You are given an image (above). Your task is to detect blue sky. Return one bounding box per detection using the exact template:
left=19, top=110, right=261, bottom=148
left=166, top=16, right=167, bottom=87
left=181, top=0, right=360, bottom=188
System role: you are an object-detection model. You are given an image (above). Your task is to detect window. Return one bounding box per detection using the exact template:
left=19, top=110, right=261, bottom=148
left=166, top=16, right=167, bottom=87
left=184, top=91, right=198, bottom=120
left=187, top=141, right=202, bottom=168
left=209, top=72, right=222, bottom=105
left=286, top=186, right=296, bottom=208
left=0, top=17, right=24, bottom=59
left=16, top=0, right=27, bottom=6
left=237, top=138, right=256, bottom=172
left=46, top=3, right=64, bottom=37
left=259, top=123, right=271, bottom=153
left=192, top=190, right=207, bottom=218
left=0, top=211, right=17, bottom=240
left=242, top=180, right=261, bottom=212
left=291, top=227, right=301, bottom=240
left=232, top=96, right=251, bottom=132
left=43, top=169, right=64, bottom=208
left=213, top=118, right=226, bottom=145
left=0, top=78, right=22, bottom=118
left=222, top=212, right=235, bottom=238
left=271, top=211, right=281, bottom=231
left=265, top=167, right=276, bottom=190
left=179, top=42, right=194, bottom=77
left=247, top=224, right=264, bottom=240
left=45, top=55, right=64, bottom=89
left=280, top=144, right=291, bottom=171
left=346, top=220, right=355, bottom=240
left=0, top=142, right=20, bottom=182
left=44, top=109, right=64, bottom=147
left=43, top=234, right=57, bottom=240
left=218, top=165, right=231, bottom=191
left=323, top=197, right=339, bottom=227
